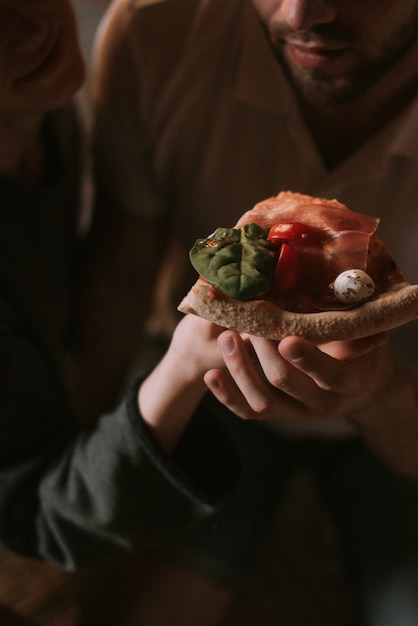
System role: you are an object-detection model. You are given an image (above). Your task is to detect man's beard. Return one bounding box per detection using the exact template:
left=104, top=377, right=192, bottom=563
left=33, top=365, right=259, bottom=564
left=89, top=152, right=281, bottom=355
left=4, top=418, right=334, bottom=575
left=273, top=15, right=418, bottom=106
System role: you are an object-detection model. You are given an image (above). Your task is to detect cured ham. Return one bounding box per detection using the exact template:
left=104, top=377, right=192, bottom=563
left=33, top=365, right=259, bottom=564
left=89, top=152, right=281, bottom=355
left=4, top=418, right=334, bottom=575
left=178, top=191, right=418, bottom=343
left=236, top=192, right=383, bottom=312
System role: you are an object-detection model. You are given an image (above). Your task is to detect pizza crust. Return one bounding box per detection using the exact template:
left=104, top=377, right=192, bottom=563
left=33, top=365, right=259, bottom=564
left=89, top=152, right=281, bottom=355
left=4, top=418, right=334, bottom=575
left=179, top=191, right=418, bottom=342
left=178, top=278, right=418, bottom=342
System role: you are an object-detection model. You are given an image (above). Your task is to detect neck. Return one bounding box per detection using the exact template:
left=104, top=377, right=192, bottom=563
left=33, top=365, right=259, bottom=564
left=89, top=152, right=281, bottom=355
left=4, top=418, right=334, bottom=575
left=0, top=112, right=46, bottom=184
left=299, top=39, right=418, bottom=170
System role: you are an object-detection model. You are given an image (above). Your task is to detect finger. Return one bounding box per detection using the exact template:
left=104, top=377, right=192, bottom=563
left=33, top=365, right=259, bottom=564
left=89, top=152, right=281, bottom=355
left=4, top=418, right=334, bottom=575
left=204, top=369, right=256, bottom=419
left=216, top=331, right=280, bottom=414
left=278, top=336, right=349, bottom=392
left=204, top=367, right=312, bottom=421
left=213, top=332, right=316, bottom=420
left=249, top=335, right=344, bottom=417
left=318, top=332, right=388, bottom=360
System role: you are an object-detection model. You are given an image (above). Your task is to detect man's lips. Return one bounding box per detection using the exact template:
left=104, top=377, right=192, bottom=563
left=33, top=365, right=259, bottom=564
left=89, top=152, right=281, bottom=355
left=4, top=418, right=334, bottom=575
left=285, top=41, right=347, bottom=69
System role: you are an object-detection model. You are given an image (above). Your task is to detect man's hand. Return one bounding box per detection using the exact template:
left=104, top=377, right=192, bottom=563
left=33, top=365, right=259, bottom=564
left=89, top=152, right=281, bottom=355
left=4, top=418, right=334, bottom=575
left=204, top=331, right=389, bottom=420
left=204, top=331, right=418, bottom=477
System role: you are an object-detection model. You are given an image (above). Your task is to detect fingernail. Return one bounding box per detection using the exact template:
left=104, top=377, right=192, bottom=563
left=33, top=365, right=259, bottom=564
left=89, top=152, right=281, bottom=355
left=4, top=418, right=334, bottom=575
left=220, top=335, right=235, bottom=356
left=283, top=343, right=303, bottom=361
left=207, top=376, right=220, bottom=391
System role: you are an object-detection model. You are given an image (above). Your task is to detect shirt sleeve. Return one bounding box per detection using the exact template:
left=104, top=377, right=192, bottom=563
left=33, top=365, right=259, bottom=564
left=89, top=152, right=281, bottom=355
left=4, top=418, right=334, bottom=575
left=0, top=308, right=240, bottom=570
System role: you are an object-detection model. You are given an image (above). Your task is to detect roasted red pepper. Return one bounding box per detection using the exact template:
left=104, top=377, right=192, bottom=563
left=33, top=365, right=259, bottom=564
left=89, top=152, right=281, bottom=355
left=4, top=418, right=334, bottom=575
left=271, top=243, right=300, bottom=294
left=267, top=221, right=321, bottom=245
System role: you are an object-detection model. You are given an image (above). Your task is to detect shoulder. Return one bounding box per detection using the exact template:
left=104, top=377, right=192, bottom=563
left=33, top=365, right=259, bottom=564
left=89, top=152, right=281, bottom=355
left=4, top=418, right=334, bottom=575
left=93, top=0, right=200, bottom=89
left=96, top=0, right=244, bottom=53
left=95, top=0, right=246, bottom=90
left=97, top=0, right=200, bottom=41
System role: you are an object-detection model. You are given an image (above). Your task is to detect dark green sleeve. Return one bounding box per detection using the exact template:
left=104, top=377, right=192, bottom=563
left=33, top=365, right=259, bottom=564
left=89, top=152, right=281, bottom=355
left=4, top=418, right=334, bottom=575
left=0, top=329, right=240, bottom=570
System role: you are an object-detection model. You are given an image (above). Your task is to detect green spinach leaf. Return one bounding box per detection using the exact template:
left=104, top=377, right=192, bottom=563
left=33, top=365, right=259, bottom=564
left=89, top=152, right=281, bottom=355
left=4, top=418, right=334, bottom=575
left=189, top=223, right=277, bottom=299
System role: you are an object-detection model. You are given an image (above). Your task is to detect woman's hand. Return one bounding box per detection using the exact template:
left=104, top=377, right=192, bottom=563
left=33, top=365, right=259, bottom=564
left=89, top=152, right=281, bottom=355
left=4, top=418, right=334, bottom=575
left=138, top=315, right=225, bottom=451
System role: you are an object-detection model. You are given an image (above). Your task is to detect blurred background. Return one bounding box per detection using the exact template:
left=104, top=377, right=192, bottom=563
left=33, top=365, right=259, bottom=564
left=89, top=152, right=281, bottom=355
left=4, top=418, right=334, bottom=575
left=73, top=0, right=113, bottom=125
left=74, top=0, right=111, bottom=60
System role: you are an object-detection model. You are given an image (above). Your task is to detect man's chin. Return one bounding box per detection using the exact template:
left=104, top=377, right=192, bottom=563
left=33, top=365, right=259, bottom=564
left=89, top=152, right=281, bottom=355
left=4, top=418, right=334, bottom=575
left=283, top=63, right=371, bottom=107
left=293, top=79, right=356, bottom=107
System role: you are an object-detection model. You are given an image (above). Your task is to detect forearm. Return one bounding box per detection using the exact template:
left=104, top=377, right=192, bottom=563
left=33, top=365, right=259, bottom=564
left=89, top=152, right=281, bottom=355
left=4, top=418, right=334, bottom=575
left=138, top=315, right=226, bottom=452
left=138, top=348, right=214, bottom=454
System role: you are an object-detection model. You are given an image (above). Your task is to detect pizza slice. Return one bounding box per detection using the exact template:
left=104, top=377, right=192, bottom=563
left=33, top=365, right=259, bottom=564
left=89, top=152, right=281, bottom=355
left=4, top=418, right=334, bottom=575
left=178, top=192, right=418, bottom=342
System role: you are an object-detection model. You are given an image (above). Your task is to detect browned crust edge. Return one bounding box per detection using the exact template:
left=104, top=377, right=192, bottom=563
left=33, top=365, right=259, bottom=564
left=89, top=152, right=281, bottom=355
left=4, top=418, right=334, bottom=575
left=178, top=279, right=418, bottom=342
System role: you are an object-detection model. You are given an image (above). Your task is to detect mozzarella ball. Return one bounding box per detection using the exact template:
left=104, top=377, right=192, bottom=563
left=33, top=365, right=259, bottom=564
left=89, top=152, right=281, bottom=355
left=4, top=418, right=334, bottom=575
left=333, top=269, right=376, bottom=304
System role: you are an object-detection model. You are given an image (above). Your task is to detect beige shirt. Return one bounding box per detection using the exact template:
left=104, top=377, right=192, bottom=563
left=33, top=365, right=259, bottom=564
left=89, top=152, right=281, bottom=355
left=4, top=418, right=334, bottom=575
left=94, top=0, right=418, bottom=433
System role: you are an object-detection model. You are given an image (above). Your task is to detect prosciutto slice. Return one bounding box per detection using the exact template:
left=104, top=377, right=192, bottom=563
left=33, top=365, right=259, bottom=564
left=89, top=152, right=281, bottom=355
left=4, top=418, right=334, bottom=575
left=236, top=192, right=382, bottom=312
